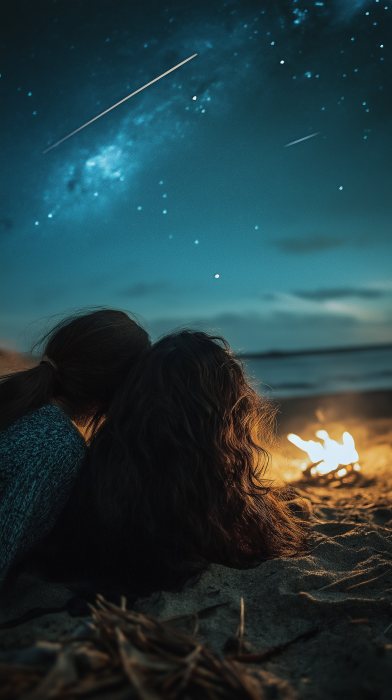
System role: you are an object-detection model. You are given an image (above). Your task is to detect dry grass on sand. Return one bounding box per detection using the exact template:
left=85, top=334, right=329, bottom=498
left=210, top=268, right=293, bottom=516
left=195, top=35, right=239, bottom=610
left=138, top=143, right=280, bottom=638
left=1, top=377, right=392, bottom=699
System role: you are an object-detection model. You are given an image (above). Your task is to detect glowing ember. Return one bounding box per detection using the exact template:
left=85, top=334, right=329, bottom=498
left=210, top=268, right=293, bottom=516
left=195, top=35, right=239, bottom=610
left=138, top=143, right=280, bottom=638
left=287, top=430, right=359, bottom=476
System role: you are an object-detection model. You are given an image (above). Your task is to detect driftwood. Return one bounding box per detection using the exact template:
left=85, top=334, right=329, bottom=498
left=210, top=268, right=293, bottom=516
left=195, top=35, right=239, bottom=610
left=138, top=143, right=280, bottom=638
left=0, top=596, right=261, bottom=699
left=0, top=595, right=316, bottom=699
left=299, top=461, right=364, bottom=487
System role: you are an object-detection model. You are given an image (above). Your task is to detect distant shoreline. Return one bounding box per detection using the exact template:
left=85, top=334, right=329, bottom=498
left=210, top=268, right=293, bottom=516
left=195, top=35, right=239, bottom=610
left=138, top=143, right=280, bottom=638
left=276, top=387, right=392, bottom=434
left=241, top=342, right=392, bottom=360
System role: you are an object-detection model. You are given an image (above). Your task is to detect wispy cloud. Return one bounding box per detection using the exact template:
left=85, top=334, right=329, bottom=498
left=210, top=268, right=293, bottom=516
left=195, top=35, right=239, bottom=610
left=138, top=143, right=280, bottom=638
left=119, top=282, right=169, bottom=297
left=272, top=235, right=344, bottom=254
left=293, top=288, right=384, bottom=301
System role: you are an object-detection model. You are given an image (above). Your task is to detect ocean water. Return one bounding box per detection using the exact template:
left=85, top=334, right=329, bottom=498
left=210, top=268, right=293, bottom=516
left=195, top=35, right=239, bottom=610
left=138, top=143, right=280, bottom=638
left=243, top=346, right=392, bottom=398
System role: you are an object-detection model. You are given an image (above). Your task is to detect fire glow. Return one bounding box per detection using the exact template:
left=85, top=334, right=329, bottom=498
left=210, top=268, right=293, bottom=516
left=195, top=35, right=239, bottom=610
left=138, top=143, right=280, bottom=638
left=287, top=430, right=360, bottom=477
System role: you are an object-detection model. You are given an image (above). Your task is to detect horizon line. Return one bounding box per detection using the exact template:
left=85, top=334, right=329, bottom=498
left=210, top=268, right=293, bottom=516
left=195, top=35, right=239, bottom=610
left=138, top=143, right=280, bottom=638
left=241, top=342, right=392, bottom=360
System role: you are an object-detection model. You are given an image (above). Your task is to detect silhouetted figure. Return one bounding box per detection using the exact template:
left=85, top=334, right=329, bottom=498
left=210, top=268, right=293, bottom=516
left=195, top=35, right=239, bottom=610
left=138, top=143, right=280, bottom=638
left=0, top=309, right=150, bottom=586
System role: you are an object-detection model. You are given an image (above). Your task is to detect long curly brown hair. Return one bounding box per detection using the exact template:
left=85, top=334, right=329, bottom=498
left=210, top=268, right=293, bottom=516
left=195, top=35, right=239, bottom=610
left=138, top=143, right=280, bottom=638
left=48, top=330, right=308, bottom=596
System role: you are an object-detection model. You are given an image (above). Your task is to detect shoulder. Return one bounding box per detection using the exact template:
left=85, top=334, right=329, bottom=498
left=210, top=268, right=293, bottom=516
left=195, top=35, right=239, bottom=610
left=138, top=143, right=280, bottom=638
left=0, top=405, right=86, bottom=476
left=1, top=404, right=85, bottom=449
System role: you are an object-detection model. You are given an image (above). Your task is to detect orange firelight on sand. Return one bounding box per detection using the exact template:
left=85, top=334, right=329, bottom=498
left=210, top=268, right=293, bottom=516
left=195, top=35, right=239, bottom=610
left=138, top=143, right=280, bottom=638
left=287, top=430, right=360, bottom=477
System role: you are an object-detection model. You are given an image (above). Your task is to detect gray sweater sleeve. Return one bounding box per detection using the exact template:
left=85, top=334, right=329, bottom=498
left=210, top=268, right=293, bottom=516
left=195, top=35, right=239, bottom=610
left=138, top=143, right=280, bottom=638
left=0, top=405, right=86, bottom=585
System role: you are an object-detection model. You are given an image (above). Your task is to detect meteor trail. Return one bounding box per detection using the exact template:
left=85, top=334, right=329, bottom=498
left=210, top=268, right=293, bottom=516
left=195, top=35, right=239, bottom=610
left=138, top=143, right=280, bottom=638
left=284, top=132, right=320, bottom=148
left=43, top=53, right=198, bottom=154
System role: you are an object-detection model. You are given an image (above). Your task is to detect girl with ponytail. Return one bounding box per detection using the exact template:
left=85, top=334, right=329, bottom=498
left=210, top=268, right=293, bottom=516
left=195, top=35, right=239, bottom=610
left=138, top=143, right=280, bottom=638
left=0, top=309, right=150, bottom=587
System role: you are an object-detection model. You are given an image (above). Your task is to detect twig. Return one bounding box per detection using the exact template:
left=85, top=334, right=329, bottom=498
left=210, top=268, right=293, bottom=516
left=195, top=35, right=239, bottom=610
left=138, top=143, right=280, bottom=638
left=115, top=627, right=161, bottom=700
left=1, top=595, right=289, bottom=699
left=317, top=570, right=372, bottom=591
left=318, top=565, right=391, bottom=592
left=349, top=619, right=370, bottom=624
left=160, top=601, right=230, bottom=623
left=229, top=627, right=320, bottom=664
left=236, top=598, right=245, bottom=654
left=346, top=567, right=392, bottom=590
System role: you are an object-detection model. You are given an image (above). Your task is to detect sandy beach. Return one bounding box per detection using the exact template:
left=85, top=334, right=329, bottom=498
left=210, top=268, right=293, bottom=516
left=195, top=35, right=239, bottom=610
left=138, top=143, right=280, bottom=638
left=1, top=380, right=391, bottom=698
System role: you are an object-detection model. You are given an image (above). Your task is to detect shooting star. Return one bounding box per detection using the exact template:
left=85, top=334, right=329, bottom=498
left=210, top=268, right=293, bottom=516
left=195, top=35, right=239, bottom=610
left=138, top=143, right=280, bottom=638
left=284, top=132, right=320, bottom=148
left=43, top=53, right=198, bottom=154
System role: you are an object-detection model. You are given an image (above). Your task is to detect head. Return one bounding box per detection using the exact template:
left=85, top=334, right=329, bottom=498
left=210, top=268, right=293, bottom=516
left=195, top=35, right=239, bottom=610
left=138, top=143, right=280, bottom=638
left=88, top=330, right=308, bottom=589
left=0, top=309, right=151, bottom=434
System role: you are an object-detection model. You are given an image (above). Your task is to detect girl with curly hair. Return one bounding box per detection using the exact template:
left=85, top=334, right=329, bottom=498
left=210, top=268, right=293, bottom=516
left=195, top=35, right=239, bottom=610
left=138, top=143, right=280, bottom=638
left=44, top=330, right=308, bottom=597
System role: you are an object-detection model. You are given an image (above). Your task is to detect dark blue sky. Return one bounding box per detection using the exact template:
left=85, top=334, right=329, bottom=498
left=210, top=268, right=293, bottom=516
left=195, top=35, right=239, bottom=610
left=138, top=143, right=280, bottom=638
left=1, top=0, right=391, bottom=352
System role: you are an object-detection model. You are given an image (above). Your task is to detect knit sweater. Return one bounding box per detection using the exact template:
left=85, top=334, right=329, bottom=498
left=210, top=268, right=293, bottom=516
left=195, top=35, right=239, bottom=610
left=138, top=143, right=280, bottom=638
left=0, top=405, right=86, bottom=586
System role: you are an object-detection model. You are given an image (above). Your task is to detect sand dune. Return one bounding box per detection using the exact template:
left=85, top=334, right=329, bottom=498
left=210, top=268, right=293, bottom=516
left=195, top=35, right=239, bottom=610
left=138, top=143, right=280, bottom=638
left=0, top=348, right=36, bottom=376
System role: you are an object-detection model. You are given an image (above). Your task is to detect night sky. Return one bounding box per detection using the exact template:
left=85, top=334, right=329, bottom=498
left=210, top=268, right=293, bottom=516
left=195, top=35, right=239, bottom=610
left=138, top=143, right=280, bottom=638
left=1, top=0, right=391, bottom=353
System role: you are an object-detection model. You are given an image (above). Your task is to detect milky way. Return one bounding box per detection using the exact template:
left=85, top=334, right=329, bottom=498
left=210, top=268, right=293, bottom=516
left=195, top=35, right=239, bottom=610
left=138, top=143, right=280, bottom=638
left=1, top=0, right=392, bottom=352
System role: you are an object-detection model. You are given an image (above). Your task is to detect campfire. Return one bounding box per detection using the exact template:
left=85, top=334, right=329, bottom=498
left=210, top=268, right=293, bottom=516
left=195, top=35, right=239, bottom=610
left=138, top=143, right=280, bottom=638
left=287, top=429, right=362, bottom=486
